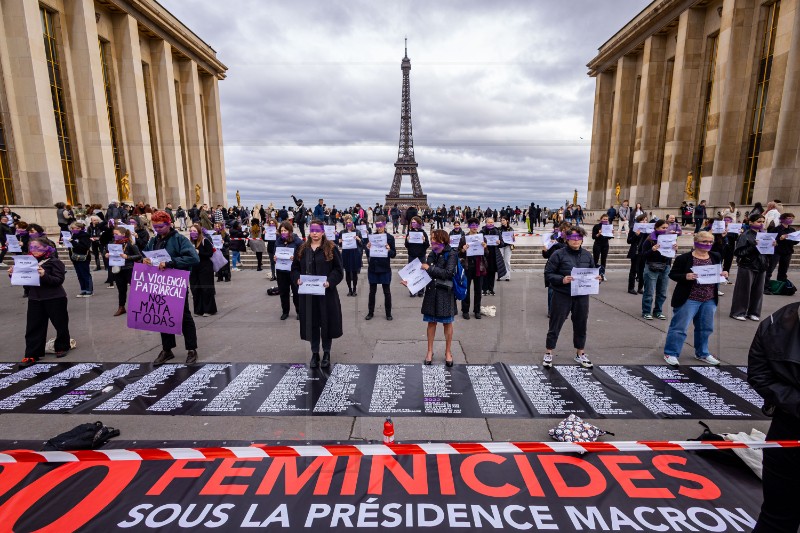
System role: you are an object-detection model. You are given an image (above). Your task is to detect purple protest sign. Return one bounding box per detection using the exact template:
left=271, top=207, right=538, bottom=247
left=127, top=263, right=189, bottom=335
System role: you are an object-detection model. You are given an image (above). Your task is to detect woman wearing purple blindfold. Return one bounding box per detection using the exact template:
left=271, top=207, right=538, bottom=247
left=763, top=212, right=797, bottom=294
left=730, top=214, right=772, bottom=321
left=365, top=216, right=396, bottom=320
left=404, top=216, right=429, bottom=298
left=662, top=231, right=728, bottom=367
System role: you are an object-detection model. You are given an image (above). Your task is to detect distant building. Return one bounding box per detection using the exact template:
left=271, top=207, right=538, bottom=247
left=0, top=0, right=227, bottom=211
left=586, top=0, right=798, bottom=210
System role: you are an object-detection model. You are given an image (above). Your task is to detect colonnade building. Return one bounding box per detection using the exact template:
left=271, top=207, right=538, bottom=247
left=0, top=0, right=227, bottom=213
left=587, top=0, right=800, bottom=211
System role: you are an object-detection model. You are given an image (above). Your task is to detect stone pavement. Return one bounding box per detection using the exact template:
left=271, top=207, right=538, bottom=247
left=2, top=254, right=797, bottom=446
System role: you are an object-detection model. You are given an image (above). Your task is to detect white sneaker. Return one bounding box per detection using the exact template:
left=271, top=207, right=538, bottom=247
left=574, top=353, right=593, bottom=368
left=748, top=315, right=761, bottom=322
left=717, top=290, right=725, bottom=296
left=731, top=315, right=747, bottom=321
left=542, top=353, right=553, bottom=368
left=663, top=355, right=680, bottom=366
left=695, top=354, right=720, bottom=366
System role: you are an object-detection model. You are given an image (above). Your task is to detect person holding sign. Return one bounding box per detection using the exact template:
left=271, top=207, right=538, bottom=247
left=730, top=214, right=773, bottom=321
left=291, top=219, right=344, bottom=369
left=275, top=221, right=303, bottom=320
left=448, top=220, right=464, bottom=249
left=8, top=238, right=72, bottom=367
left=641, top=220, right=678, bottom=320
left=404, top=216, right=430, bottom=297
left=542, top=222, right=570, bottom=317
left=764, top=212, right=797, bottom=294
left=104, top=227, right=141, bottom=316
left=458, top=218, right=488, bottom=319
left=662, top=231, right=728, bottom=366
left=264, top=219, right=278, bottom=280
left=68, top=221, right=94, bottom=298
left=143, top=211, right=200, bottom=365
left=406, top=229, right=458, bottom=366
left=543, top=226, right=598, bottom=369
left=481, top=217, right=502, bottom=294
left=248, top=220, right=266, bottom=272
left=591, top=214, right=613, bottom=281
left=337, top=215, right=365, bottom=297
left=722, top=215, right=740, bottom=280
left=626, top=214, right=648, bottom=295
left=365, top=216, right=396, bottom=320
left=214, top=223, right=232, bottom=282
left=0, top=214, right=12, bottom=264
left=498, top=216, right=514, bottom=281
left=188, top=224, right=217, bottom=318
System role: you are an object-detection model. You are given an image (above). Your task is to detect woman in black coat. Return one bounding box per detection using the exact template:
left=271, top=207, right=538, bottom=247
left=188, top=224, right=217, bottom=317
left=626, top=214, right=648, bottom=294
left=365, top=216, right=396, bottom=320
left=105, top=227, right=141, bottom=316
left=592, top=213, right=613, bottom=281
left=214, top=223, right=232, bottom=282
left=291, top=219, right=344, bottom=369
left=410, top=229, right=458, bottom=366
left=404, top=215, right=429, bottom=297
left=69, top=221, right=94, bottom=297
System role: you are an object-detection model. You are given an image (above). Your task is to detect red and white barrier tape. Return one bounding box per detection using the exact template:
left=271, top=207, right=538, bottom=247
left=0, top=440, right=796, bottom=463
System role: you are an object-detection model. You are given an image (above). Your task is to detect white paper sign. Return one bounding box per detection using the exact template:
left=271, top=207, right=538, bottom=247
left=485, top=235, right=499, bottom=246
left=342, top=233, right=357, bottom=250
left=449, top=234, right=463, bottom=249
left=324, top=225, right=337, bottom=241
left=356, top=224, right=368, bottom=239
left=10, top=255, right=40, bottom=286
left=5, top=234, right=21, bottom=253
left=142, top=249, right=172, bottom=267
left=600, top=224, right=614, bottom=238
left=501, top=231, right=515, bottom=244
left=726, top=223, right=743, bottom=234
left=107, top=244, right=126, bottom=267
left=570, top=267, right=600, bottom=296
left=656, top=234, right=678, bottom=258
left=633, top=223, right=655, bottom=234
left=786, top=230, right=800, bottom=242
left=756, top=232, right=777, bottom=255
left=466, top=234, right=485, bottom=257
left=298, top=274, right=327, bottom=295
left=540, top=234, right=556, bottom=251
left=692, top=264, right=725, bottom=285
left=407, top=231, right=424, bottom=244
left=711, top=220, right=726, bottom=234
left=211, top=235, right=224, bottom=249
left=264, top=226, right=276, bottom=241
left=119, top=224, right=135, bottom=234
left=61, top=231, right=73, bottom=249
left=275, top=247, right=293, bottom=271
left=398, top=258, right=432, bottom=295
left=368, top=234, right=388, bottom=258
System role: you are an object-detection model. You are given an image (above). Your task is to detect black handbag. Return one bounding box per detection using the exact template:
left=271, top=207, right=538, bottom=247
left=646, top=261, right=667, bottom=272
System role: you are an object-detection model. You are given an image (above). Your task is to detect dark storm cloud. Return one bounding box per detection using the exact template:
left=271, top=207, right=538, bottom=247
left=159, top=0, right=648, bottom=208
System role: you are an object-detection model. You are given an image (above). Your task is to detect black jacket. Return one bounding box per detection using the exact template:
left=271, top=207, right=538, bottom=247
left=734, top=230, right=769, bottom=272
left=748, top=302, right=800, bottom=418
left=25, top=258, right=67, bottom=301
left=70, top=232, right=92, bottom=258
left=668, top=251, right=722, bottom=308
left=421, top=246, right=459, bottom=318
left=769, top=224, right=798, bottom=256
left=592, top=223, right=613, bottom=249
left=366, top=232, right=396, bottom=274
left=641, top=235, right=673, bottom=266
left=626, top=228, right=646, bottom=259
left=544, top=246, right=595, bottom=295
left=405, top=229, right=429, bottom=259
left=229, top=228, right=247, bottom=252
left=291, top=244, right=344, bottom=341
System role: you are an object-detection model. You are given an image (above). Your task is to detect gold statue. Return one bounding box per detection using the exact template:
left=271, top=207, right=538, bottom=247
left=615, top=182, right=621, bottom=203
left=194, top=183, right=201, bottom=205
left=119, top=173, right=132, bottom=203
left=572, top=189, right=578, bottom=206
left=685, top=171, right=694, bottom=200
left=236, top=190, right=241, bottom=206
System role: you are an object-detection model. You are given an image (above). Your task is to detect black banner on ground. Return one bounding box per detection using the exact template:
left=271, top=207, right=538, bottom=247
left=0, top=362, right=766, bottom=420
left=0, top=451, right=763, bottom=532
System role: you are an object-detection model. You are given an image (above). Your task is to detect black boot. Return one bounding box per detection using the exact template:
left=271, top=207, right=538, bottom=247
left=310, top=353, right=320, bottom=369
left=385, top=292, right=392, bottom=320
left=321, top=352, right=331, bottom=368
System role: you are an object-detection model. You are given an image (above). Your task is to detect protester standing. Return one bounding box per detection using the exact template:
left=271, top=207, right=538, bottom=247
left=641, top=220, right=677, bottom=320
left=276, top=221, right=303, bottom=320
left=405, top=216, right=430, bottom=297
left=730, top=214, right=774, bottom=321
left=214, top=223, right=231, bottom=282
left=627, top=214, right=648, bottom=294
left=69, top=221, right=93, bottom=297
left=591, top=214, right=613, bottom=281
left=188, top=224, right=217, bottom=317
left=228, top=222, right=246, bottom=272
left=498, top=216, right=514, bottom=281
left=365, top=216, right=396, bottom=320
left=693, top=200, right=707, bottom=234
left=481, top=217, right=503, bottom=294
left=9, top=238, right=72, bottom=367
left=543, top=226, right=598, bottom=369
left=764, top=213, right=796, bottom=293
left=458, top=217, right=488, bottom=320
left=662, top=231, right=727, bottom=366
left=247, top=220, right=266, bottom=272
left=265, top=218, right=278, bottom=280
left=144, top=211, right=200, bottom=365
left=292, top=220, right=344, bottom=369
left=106, top=227, right=141, bottom=316
left=337, top=215, right=364, bottom=297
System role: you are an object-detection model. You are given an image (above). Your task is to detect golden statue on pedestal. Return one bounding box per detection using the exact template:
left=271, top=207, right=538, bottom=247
left=614, top=182, right=621, bottom=203
left=236, top=190, right=241, bottom=206
left=194, top=183, right=201, bottom=205
left=685, top=171, right=694, bottom=200
left=119, top=173, right=132, bottom=203
left=573, top=189, right=578, bottom=206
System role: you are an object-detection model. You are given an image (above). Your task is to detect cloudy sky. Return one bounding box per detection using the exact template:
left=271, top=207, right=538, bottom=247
left=160, top=0, right=649, bottom=209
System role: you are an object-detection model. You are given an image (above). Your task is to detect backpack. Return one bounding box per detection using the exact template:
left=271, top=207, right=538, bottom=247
left=446, top=252, right=468, bottom=301
left=767, top=279, right=797, bottom=296
left=42, top=421, right=120, bottom=451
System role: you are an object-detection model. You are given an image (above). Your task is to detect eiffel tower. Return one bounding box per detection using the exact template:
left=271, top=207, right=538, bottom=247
left=385, top=39, right=428, bottom=209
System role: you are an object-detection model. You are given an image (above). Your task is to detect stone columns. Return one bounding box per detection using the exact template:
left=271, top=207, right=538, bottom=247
left=755, top=0, right=800, bottom=203
left=605, top=55, right=639, bottom=209
left=64, top=0, right=118, bottom=203
left=177, top=60, right=208, bottom=206
left=151, top=40, right=186, bottom=206
left=0, top=0, right=69, bottom=205
left=630, top=35, right=666, bottom=209
left=587, top=72, right=614, bottom=210
left=708, top=0, right=759, bottom=205
left=202, top=74, right=227, bottom=206
left=112, top=13, right=157, bottom=206
left=661, top=8, right=706, bottom=208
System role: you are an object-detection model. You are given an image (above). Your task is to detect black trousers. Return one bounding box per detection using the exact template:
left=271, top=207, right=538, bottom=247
left=25, top=297, right=70, bottom=359
left=546, top=291, right=589, bottom=350
left=628, top=256, right=643, bottom=291
left=461, top=273, right=483, bottom=314
left=593, top=241, right=609, bottom=276
left=114, top=268, right=133, bottom=307
left=722, top=246, right=735, bottom=274
left=765, top=254, right=792, bottom=286
left=277, top=270, right=298, bottom=314
left=255, top=252, right=263, bottom=270
left=345, top=271, right=359, bottom=292
left=368, top=283, right=392, bottom=316
left=753, top=411, right=800, bottom=533
left=91, top=241, right=102, bottom=268
left=297, top=221, right=306, bottom=239
left=160, top=299, right=197, bottom=352
left=484, top=255, right=497, bottom=292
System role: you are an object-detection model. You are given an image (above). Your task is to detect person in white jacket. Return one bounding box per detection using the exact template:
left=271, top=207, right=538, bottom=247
left=764, top=201, right=781, bottom=229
